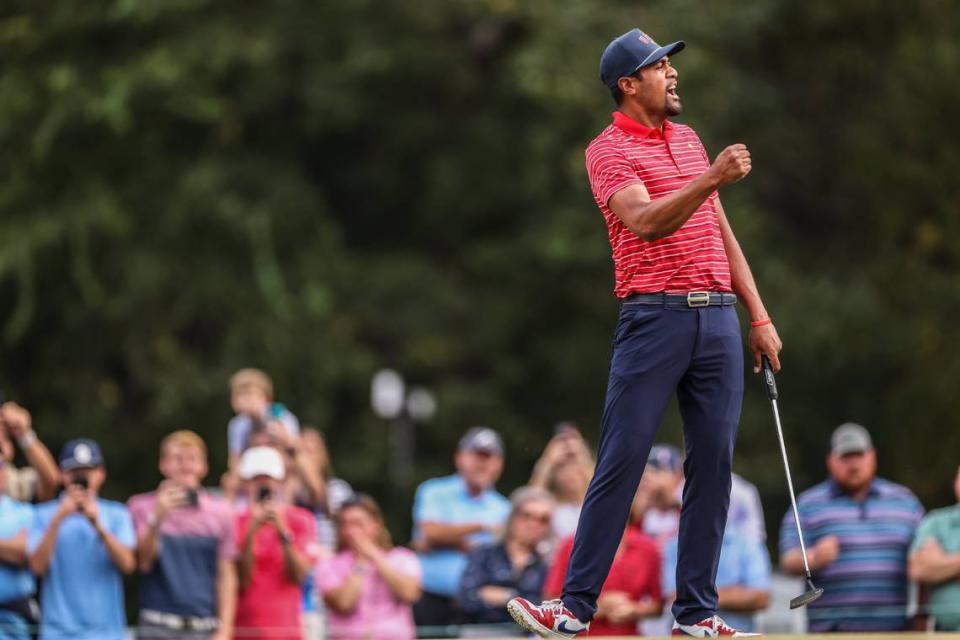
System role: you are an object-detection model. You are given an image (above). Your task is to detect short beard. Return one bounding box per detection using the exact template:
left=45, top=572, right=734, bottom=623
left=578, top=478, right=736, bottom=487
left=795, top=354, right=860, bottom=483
left=666, top=99, right=683, bottom=116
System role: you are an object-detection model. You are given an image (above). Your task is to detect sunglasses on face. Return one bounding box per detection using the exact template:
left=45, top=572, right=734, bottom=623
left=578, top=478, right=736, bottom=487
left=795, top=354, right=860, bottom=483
left=518, top=510, right=551, bottom=524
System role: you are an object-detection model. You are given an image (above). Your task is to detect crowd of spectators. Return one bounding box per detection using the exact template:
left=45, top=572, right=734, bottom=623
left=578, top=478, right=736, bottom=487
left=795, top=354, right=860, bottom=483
left=1, top=371, right=959, bottom=639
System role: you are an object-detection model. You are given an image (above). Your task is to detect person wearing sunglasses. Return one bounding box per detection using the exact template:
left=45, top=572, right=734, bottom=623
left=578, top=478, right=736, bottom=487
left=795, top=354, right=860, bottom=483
left=458, top=487, right=555, bottom=634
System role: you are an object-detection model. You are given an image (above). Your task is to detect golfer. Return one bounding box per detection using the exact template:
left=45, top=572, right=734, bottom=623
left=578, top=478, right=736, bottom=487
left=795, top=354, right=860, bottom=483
left=508, top=28, right=782, bottom=638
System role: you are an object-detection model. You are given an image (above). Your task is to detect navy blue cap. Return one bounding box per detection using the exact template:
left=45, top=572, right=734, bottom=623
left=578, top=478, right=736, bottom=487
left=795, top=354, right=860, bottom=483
left=600, top=28, right=685, bottom=90
left=647, top=443, right=683, bottom=472
left=59, top=438, right=104, bottom=470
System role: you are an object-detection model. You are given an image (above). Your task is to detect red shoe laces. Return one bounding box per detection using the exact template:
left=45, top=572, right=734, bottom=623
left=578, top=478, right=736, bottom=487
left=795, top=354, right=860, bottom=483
left=545, top=599, right=568, bottom=615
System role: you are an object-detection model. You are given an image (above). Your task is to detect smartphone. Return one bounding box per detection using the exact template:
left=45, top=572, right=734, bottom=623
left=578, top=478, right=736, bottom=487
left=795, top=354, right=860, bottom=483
left=553, top=421, right=579, bottom=438
left=184, top=488, right=199, bottom=508
left=256, top=486, right=272, bottom=503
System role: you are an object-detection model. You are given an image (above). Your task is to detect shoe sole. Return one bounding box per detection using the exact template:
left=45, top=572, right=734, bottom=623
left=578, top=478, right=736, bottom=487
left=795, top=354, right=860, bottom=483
left=672, top=626, right=763, bottom=637
left=507, top=599, right=572, bottom=640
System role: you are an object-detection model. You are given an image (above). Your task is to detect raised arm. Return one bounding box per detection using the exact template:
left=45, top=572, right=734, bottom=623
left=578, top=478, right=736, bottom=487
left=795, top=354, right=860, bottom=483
left=1, top=403, right=60, bottom=501
left=79, top=497, right=135, bottom=575
left=268, top=507, right=312, bottom=585
left=135, top=485, right=184, bottom=572
left=608, top=144, right=751, bottom=241
left=368, top=550, right=421, bottom=603
left=29, top=498, right=76, bottom=576
left=323, top=566, right=364, bottom=613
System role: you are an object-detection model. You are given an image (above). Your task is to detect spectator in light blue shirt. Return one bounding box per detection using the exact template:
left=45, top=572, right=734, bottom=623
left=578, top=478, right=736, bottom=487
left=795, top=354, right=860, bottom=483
left=0, top=457, right=35, bottom=640
left=412, top=427, right=511, bottom=629
left=662, top=526, right=771, bottom=632
left=28, top=439, right=136, bottom=640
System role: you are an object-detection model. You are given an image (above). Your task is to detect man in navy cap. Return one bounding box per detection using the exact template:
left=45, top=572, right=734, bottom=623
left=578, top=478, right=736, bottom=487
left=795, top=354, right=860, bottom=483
left=508, top=27, right=780, bottom=638
left=28, top=438, right=136, bottom=640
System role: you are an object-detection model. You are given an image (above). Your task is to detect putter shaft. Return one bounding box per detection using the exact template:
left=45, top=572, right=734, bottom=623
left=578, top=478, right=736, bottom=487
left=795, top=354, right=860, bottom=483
left=770, top=398, right=815, bottom=578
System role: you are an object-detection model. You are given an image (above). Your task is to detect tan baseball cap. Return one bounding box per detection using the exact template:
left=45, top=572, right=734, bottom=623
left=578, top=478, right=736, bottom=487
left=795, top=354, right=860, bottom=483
left=830, top=422, right=873, bottom=455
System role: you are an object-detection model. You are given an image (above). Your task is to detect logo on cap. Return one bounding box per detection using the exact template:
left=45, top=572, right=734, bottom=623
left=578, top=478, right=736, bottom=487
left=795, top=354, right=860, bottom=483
left=74, top=444, right=93, bottom=465
left=638, top=32, right=654, bottom=45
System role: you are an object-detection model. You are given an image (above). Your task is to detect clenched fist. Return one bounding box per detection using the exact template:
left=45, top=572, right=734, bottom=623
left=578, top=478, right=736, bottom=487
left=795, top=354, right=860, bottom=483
left=709, top=143, right=752, bottom=187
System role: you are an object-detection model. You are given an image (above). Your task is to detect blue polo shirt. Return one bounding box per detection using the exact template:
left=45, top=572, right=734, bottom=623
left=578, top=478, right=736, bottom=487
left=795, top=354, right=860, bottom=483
left=0, top=495, right=35, bottom=639
left=29, top=497, right=136, bottom=640
left=412, top=474, right=510, bottom=596
left=779, top=478, right=924, bottom=632
left=663, top=527, right=770, bottom=632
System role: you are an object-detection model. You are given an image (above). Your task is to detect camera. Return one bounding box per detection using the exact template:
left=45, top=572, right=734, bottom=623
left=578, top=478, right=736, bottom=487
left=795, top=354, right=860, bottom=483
left=72, top=474, right=89, bottom=490
left=184, top=488, right=199, bottom=508
left=256, top=486, right=272, bottom=503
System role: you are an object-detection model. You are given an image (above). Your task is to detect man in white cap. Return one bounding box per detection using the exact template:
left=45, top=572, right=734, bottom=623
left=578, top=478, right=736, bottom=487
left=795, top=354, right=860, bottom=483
left=234, top=446, right=318, bottom=640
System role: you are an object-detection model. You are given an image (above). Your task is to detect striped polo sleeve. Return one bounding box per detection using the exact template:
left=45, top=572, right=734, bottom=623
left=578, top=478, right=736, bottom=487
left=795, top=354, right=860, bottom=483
left=585, top=137, right=645, bottom=207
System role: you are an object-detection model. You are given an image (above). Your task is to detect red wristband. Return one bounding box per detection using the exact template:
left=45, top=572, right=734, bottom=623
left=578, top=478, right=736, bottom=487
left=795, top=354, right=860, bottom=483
left=750, top=318, right=772, bottom=327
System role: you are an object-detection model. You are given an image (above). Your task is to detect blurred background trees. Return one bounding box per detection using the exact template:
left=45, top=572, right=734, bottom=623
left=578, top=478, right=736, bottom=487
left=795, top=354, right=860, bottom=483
left=1, top=0, right=958, bottom=542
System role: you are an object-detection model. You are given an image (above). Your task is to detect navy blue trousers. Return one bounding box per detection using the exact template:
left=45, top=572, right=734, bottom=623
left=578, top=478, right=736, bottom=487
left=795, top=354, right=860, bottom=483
left=561, top=301, right=743, bottom=625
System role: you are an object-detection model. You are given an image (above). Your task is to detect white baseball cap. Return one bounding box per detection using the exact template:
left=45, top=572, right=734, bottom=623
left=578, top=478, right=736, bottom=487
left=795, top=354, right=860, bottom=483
left=238, top=446, right=285, bottom=480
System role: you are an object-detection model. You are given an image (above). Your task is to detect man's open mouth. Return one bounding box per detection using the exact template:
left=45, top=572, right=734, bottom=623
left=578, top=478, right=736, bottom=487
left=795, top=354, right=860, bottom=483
left=667, top=84, right=679, bottom=98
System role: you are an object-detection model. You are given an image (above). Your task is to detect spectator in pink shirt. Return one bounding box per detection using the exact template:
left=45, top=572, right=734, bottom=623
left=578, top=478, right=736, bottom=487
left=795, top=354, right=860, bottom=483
left=235, top=446, right=318, bottom=640
left=317, top=494, right=422, bottom=640
left=128, top=430, right=237, bottom=640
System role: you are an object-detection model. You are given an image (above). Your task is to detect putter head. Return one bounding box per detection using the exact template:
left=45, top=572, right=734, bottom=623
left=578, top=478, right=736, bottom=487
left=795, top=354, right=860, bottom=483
left=790, top=579, right=824, bottom=609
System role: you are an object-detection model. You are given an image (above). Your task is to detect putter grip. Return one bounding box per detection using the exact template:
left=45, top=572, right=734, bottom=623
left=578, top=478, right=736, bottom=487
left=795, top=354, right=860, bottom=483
left=762, top=356, right=778, bottom=400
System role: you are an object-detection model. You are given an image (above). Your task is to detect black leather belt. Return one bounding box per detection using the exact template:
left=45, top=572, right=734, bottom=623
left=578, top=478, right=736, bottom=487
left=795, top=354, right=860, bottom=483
left=622, top=292, right=737, bottom=308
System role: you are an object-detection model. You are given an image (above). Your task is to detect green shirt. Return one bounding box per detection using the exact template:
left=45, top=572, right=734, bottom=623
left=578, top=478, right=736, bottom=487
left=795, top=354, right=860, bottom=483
left=911, top=504, right=960, bottom=630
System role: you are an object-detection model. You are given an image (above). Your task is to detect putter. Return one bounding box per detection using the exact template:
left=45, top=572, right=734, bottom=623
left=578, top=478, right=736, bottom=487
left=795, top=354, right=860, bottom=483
left=761, top=355, right=824, bottom=609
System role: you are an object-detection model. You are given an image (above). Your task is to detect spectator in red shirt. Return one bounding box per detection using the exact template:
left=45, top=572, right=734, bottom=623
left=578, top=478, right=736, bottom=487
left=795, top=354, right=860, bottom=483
left=235, top=446, right=318, bottom=640
left=545, top=484, right=662, bottom=636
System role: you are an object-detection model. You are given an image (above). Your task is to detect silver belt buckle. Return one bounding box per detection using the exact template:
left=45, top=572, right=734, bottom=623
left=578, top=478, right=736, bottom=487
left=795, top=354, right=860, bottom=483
left=686, top=291, right=711, bottom=307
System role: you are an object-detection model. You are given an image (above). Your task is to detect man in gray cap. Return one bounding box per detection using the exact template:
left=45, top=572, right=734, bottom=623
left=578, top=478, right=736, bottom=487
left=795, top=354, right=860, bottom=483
left=779, top=423, right=924, bottom=632
left=411, top=427, right=511, bottom=630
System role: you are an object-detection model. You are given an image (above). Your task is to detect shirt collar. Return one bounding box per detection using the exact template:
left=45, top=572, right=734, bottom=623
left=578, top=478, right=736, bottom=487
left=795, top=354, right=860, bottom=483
left=455, top=474, right=487, bottom=501
left=612, top=111, right=674, bottom=141
left=827, top=478, right=880, bottom=499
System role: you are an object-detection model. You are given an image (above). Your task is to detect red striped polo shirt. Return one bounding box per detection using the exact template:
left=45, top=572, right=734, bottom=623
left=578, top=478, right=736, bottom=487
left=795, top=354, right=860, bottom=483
left=585, top=111, right=732, bottom=297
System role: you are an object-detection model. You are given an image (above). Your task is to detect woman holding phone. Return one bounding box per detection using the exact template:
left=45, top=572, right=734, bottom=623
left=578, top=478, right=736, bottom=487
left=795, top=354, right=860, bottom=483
left=235, top=446, right=318, bottom=640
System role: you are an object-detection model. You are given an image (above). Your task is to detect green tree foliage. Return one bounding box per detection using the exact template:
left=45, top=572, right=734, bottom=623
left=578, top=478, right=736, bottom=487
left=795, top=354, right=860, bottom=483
left=1, top=0, right=957, bottom=540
